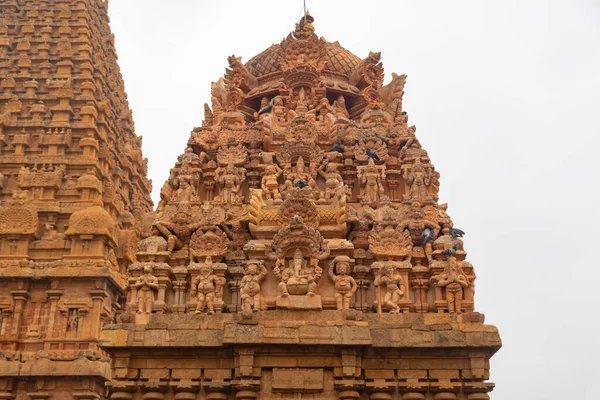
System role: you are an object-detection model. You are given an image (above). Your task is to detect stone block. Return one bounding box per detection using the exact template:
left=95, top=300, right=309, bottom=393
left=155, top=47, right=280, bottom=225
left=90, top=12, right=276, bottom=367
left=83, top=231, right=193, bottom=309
left=276, top=295, right=322, bottom=310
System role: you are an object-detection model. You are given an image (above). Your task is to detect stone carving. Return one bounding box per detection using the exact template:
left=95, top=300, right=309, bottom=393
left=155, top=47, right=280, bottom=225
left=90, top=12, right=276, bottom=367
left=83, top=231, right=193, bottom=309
left=274, top=248, right=322, bottom=297
left=190, top=256, right=225, bottom=314
left=357, top=158, right=386, bottom=205
left=215, top=162, right=246, bottom=204
left=0, top=7, right=498, bottom=399
left=133, top=264, right=158, bottom=314
left=374, top=262, right=406, bottom=313
left=240, top=260, right=268, bottom=313
left=328, top=256, right=357, bottom=310
left=431, top=256, right=469, bottom=313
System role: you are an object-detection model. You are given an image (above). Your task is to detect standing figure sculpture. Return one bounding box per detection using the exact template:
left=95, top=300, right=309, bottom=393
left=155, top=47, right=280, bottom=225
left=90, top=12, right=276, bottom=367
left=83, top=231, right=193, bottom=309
left=134, top=264, right=159, bottom=314
left=328, top=256, right=357, bottom=310
left=318, top=162, right=344, bottom=202
left=359, top=158, right=385, bottom=205
left=191, top=257, right=223, bottom=315
left=434, top=256, right=468, bottom=313
left=216, top=162, right=245, bottom=204
left=240, top=260, right=268, bottom=312
left=261, top=163, right=283, bottom=205
left=374, top=264, right=405, bottom=314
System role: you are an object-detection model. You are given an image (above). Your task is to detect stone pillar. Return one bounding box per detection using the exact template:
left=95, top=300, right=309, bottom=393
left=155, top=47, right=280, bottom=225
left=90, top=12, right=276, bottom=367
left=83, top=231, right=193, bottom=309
left=235, top=390, right=258, bottom=400
left=400, top=392, right=425, bottom=400
left=44, top=289, right=63, bottom=338
left=88, top=289, right=108, bottom=340
left=370, top=392, right=391, bottom=400
left=171, top=267, right=188, bottom=314
left=339, top=390, right=361, bottom=400
left=432, top=392, right=457, bottom=400
left=9, top=289, right=29, bottom=341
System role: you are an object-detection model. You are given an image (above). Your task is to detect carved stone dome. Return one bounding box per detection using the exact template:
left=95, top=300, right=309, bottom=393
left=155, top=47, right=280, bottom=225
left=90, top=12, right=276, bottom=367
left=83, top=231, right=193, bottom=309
left=245, top=40, right=362, bottom=82
left=66, top=202, right=116, bottom=238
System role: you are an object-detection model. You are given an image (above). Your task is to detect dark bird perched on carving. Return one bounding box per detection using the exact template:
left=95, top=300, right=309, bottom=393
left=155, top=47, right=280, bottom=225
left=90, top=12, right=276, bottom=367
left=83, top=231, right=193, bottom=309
left=366, top=148, right=380, bottom=161
left=293, top=180, right=308, bottom=189
left=258, top=104, right=272, bottom=115
left=442, top=245, right=457, bottom=256
left=331, top=138, right=342, bottom=152
left=373, top=104, right=380, bottom=110
left=449, top=228, right=465, bottom=238
left=420, top=228, right=434, bottom=245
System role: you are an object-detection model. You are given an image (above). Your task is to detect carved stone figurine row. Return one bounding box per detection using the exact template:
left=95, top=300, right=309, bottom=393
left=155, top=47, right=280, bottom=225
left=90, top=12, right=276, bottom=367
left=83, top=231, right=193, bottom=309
left=131, top=254, right=468, bottom=315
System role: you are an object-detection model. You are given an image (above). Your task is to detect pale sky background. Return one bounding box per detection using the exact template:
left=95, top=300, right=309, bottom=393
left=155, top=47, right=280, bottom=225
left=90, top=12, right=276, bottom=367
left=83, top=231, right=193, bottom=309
left=108, top=1, right=600, bottom=399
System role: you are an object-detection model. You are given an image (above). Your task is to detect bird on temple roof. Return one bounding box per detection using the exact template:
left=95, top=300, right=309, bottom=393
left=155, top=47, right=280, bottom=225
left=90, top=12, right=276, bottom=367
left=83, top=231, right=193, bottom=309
left=293, top=180, right=308, bottom=189
left=442, top=245, right=458, bottom=256
left=258, top=104, right=272, bottom=115
left=420, top=228, right=434, bottom=244
left=450, top=228, right=465, bottom=238
left=330, top=138, right=342, bottom=153
left=366, top=148, right=380, bottom=161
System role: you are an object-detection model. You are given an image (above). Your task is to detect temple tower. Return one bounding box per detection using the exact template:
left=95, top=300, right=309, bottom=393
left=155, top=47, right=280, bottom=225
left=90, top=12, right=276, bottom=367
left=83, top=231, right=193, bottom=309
left=100, top=12, right=502, bottom=400
left=0, top=0, right=152, bottom=398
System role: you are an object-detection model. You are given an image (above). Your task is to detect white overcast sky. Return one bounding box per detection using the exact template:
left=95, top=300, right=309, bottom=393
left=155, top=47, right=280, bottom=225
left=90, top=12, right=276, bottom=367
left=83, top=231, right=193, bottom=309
left=108, top=1, right=600, bottom=398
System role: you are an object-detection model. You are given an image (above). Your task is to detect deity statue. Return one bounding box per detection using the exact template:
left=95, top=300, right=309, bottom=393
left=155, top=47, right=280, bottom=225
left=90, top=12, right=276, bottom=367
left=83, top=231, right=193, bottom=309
left=374, top=264, right=405, bottom=314
left=134, top=264, right=159, bottom=314
left=261, top=163, right=283, bottom=204
left=67, top=309, right=79, bottom=332
left=403, top=158, right=432, bottom=202
left=240, top=260, right=268, bottom=312
left=433, top=256, right=468, bottom=313
left=284, top=156, right=316, bottom=191
left=332, top=95, right=350, bottom=122
left=358, top=158, right=385, bottom=205
left=328, top=256, right=357, bottom=310
left=309, top=97, right=334, bottom=125
left=274, top=248, right=322, bottom=297
left=153, top=209, right=203, bottom=253
left=271, top=95, right=287, bottom=125
left=172, top=175, right=195, bottom=203
left=215, top=162, right=245, bottom=204
left=191, top=256, right=224, bottom=314
left=317, top=162, right=344, bottom=202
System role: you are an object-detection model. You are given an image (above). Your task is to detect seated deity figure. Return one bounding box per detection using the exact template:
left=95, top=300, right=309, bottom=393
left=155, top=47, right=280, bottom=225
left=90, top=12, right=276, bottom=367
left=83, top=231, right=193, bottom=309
left=374, top=264, right=405, bottom=314
left=434, top=256, right=469, bottom=313
left=134, top=264, right=159, bottom=314
left=284, top=156, right=317, bottom=191
left=318, top=162, right=344, bottom=202
left=271, top=95, right=287, bottom=125
left=332, top=95, right=350, bottom=122
left=328, top=256, right=357, bottom=310
left=309, top=97, right=334, bottom=125
left=240, top=260, right=268, bottom=312
left=191, top=257, right=223, bottom=315
left=275, top=249, right=322, bottom=297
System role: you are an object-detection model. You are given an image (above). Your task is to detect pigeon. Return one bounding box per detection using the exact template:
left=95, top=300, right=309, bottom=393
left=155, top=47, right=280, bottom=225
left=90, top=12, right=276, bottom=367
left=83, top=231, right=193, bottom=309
left=366, top=148, right=380, bottom=161
left=373, top=105, right=380, bottom=110
left=293, top=180, right=308, bottom=189
left=258, top=104, right=273, bottom=115
left=449, top=228, right=465, bottom=238
left=420, top=228, right=434, bottom=245
left=401, top=111, right=407, bottom=116
left=331, top=139, right=342, bottom=152
left=442, top=245, right=457, bottom=256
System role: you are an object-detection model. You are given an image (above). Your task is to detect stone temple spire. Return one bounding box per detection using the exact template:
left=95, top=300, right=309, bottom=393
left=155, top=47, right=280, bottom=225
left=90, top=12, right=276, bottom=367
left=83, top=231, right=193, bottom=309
left=0, top=1, right=152, bottom=398
left=99, top=9, right=501, bottom=400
